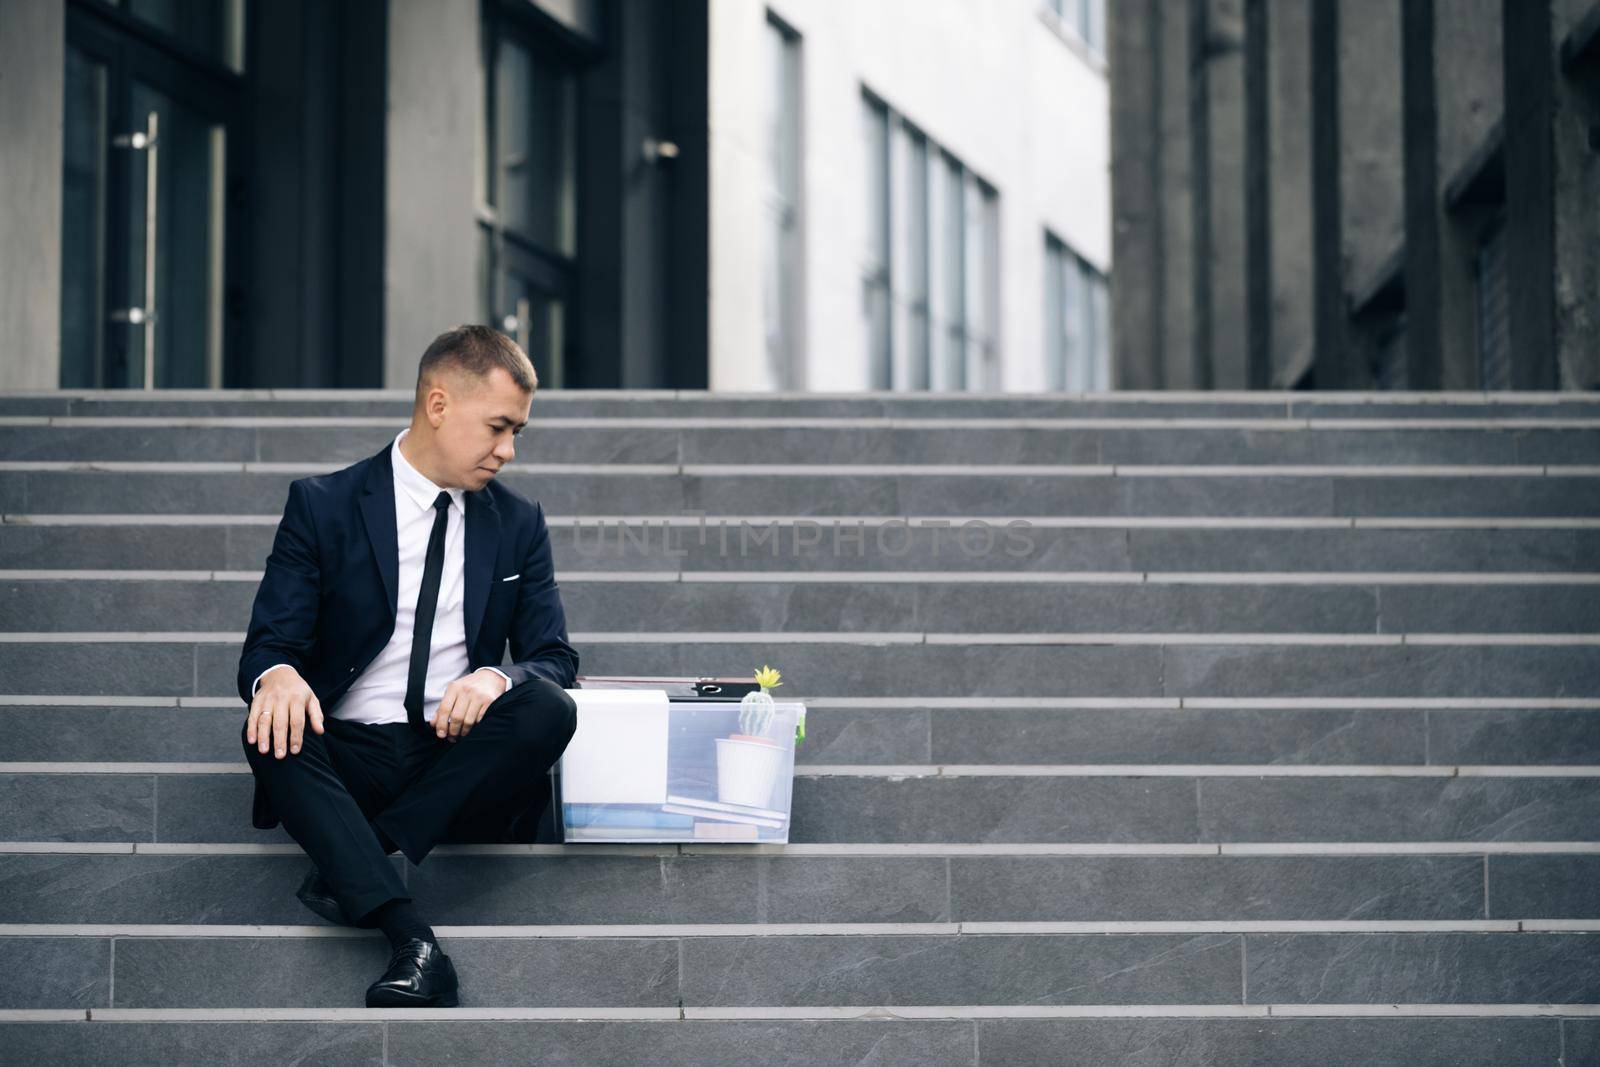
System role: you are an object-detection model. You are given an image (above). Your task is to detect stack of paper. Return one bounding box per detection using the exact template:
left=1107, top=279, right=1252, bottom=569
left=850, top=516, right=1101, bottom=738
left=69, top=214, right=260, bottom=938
left=560, top=688, right=670, bottom=804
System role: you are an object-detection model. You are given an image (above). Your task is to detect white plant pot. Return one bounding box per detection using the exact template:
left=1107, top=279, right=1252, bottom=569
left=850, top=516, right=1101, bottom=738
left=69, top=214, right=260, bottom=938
left=715, top=736, right=784, bottom=808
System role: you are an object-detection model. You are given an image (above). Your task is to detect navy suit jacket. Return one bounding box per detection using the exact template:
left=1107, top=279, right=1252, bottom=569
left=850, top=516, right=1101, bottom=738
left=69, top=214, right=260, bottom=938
left=237, top=440, right=580, bottom=825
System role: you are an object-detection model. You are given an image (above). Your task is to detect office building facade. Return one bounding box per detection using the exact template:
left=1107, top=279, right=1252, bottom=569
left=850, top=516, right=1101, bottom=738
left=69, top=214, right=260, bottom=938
left=2, top=0, right=1110, bottom=393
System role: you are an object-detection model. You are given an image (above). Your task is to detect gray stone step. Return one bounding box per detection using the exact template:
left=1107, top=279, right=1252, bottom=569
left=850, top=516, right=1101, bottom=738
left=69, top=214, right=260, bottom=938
left=6, top=769, right=1598, bottom=844
left=5, top=388, right=1600, bottom=419
left=5, top=464, right=1600, bottom=518
left=0, top=1014, right=1584, bottom=1066
left=6, top=703, right=1596, bottom=766
left=5, top=517, right=1599, bottom=573
left=3, top=391, right=1594, bottom=1035
left=1, top=848, right=1557, bottom=925
left=4, top=575, right=1595, bottom=634
left=2, top=635, right=1594, bottom=698
left=3, top=927, right=1597, bottom=1010
left=5, top=420, right=1599, bottom=466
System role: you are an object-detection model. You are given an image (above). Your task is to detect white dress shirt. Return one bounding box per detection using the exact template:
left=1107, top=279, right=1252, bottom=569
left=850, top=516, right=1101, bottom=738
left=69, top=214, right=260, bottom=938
left=252, top=427, right=510, bottom=723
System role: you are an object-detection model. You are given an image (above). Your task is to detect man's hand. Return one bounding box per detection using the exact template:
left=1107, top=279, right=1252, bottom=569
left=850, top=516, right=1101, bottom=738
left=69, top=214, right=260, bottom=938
left=247, top=665, right=324, bottom=759
left=434, top=669, right=510, bottom=742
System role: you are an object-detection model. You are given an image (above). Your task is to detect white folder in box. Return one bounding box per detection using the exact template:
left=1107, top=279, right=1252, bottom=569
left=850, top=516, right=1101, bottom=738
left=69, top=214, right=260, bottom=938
left=559, top=688, right=670, bottom=804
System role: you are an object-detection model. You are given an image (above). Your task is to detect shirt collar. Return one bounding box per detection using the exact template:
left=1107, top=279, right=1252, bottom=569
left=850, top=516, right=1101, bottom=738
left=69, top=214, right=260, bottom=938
left=392, top=428, right=465, bottom=516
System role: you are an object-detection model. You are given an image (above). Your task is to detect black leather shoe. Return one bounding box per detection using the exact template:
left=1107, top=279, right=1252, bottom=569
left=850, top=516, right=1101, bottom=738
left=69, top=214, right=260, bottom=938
left=365, top=938, right=460, bottom=1008
left=294, top=866, right=353, bottom=927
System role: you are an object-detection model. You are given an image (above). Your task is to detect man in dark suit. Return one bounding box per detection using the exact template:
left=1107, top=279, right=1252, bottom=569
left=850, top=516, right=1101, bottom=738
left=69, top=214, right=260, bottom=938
left=238, top=325, right=579, bottom=1008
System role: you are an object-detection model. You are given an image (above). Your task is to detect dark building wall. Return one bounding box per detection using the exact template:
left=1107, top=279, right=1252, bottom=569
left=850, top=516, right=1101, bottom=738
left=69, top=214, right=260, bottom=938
left=1552, top=0, right=1600, bottom=390
left=1110, top=0, right=1600, bottom=392
left=241, top=0, right=385, bottom=389
left=1109, top=0, right=1195, bottom=389
left=1108, top=0, right=1161, bottom=389
left=1339, top=0, right=1405, bottom=389
left=1192, top=0, right=1250, bottom=389
left=1265, top=0, right=1313, bottom=388
left=1160, top=0, right=1198, bottom=390
left=1431, top=0, right=1501, bottom=388
left=1502, top=0, right=1559, bottom=389
left=1340, top=0, right=1405, bottom=309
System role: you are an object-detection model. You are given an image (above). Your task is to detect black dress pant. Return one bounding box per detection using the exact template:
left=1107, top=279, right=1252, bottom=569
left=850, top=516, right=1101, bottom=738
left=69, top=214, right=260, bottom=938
left=242, top=675, right=577, bottom=924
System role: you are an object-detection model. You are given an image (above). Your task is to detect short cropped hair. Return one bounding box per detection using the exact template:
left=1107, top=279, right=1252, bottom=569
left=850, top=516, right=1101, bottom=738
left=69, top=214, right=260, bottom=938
left=415, top=325, right=538, bottom=403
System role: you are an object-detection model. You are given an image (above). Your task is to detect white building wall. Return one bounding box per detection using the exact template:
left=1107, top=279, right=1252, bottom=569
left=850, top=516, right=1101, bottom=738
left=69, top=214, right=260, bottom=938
left=0, top=0, right=65, bottom=389
left=708, top=0, right=1110, bottom=392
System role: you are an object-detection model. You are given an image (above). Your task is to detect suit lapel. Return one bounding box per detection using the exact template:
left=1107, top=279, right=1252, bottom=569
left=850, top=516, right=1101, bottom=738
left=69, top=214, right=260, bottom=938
left=358, top=438, right=502, bottom=649
left=358, top=443, right=400, bottom=619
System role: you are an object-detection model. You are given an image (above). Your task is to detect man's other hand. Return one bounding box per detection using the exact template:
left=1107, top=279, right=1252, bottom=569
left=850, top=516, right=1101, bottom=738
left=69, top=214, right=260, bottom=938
left=434, top=669, right=510, bottom=742
left=248, top=666, right=324, bottom=759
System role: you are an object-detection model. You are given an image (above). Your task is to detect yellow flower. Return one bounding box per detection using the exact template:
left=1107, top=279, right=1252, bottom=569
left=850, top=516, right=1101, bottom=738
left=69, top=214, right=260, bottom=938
left=753, top=665, right=783, bottom=690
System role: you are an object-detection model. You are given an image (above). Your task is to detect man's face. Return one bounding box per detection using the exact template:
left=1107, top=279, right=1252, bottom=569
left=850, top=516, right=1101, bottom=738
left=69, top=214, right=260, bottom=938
left=426, top=365, right=532, bottom=488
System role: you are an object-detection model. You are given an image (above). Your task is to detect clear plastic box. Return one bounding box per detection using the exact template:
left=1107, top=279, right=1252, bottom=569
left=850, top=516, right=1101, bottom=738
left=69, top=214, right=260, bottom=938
left=556, top=699, right=804, bottom=843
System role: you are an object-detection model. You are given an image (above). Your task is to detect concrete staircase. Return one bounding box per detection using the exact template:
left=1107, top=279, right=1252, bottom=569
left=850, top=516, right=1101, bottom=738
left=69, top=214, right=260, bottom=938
left=1, top=388, right=1597, bottom=1064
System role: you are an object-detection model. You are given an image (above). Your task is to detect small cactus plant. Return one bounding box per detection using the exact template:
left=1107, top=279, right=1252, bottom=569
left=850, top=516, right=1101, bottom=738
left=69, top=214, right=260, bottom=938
left=738, top=665, right=782, bottom=737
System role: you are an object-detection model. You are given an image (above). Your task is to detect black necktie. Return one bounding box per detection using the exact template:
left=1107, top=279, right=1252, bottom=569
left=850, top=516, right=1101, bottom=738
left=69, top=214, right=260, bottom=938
left=404, top=490, right=452, bottom=735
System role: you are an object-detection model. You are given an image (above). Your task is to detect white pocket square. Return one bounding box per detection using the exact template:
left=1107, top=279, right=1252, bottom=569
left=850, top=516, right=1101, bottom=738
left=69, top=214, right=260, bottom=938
left=500, top=573, right=520, bottom=582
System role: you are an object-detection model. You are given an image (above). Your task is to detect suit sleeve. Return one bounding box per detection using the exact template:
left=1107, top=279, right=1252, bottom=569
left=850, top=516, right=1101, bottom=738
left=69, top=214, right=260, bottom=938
left=237, top=479, right=322, bottom=704
left=501, top=500, right=579, bottom=690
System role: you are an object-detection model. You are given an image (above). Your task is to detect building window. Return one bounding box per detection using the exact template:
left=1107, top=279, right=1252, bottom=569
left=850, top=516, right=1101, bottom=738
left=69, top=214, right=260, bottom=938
left=903, top=129, right=930, bottom=390
left=1044, top=232, right=1110, bottom=391
left=862, top=89, right=1000, bottom=391
left=479, top=7, right=578, bottom=388
left=863, top=96, right=892, bottom=388
left=1046, top=0, right=1105, bottom=58
left=1475, top=215, right=1510, bottom=390
left=761, top=13, right=803, bottom=390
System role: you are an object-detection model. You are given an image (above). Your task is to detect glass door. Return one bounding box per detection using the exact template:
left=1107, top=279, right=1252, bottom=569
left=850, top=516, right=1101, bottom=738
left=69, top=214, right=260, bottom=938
left=479, top=6, right=578, bottom=389
left=61, top=2, right=243, bottom=389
